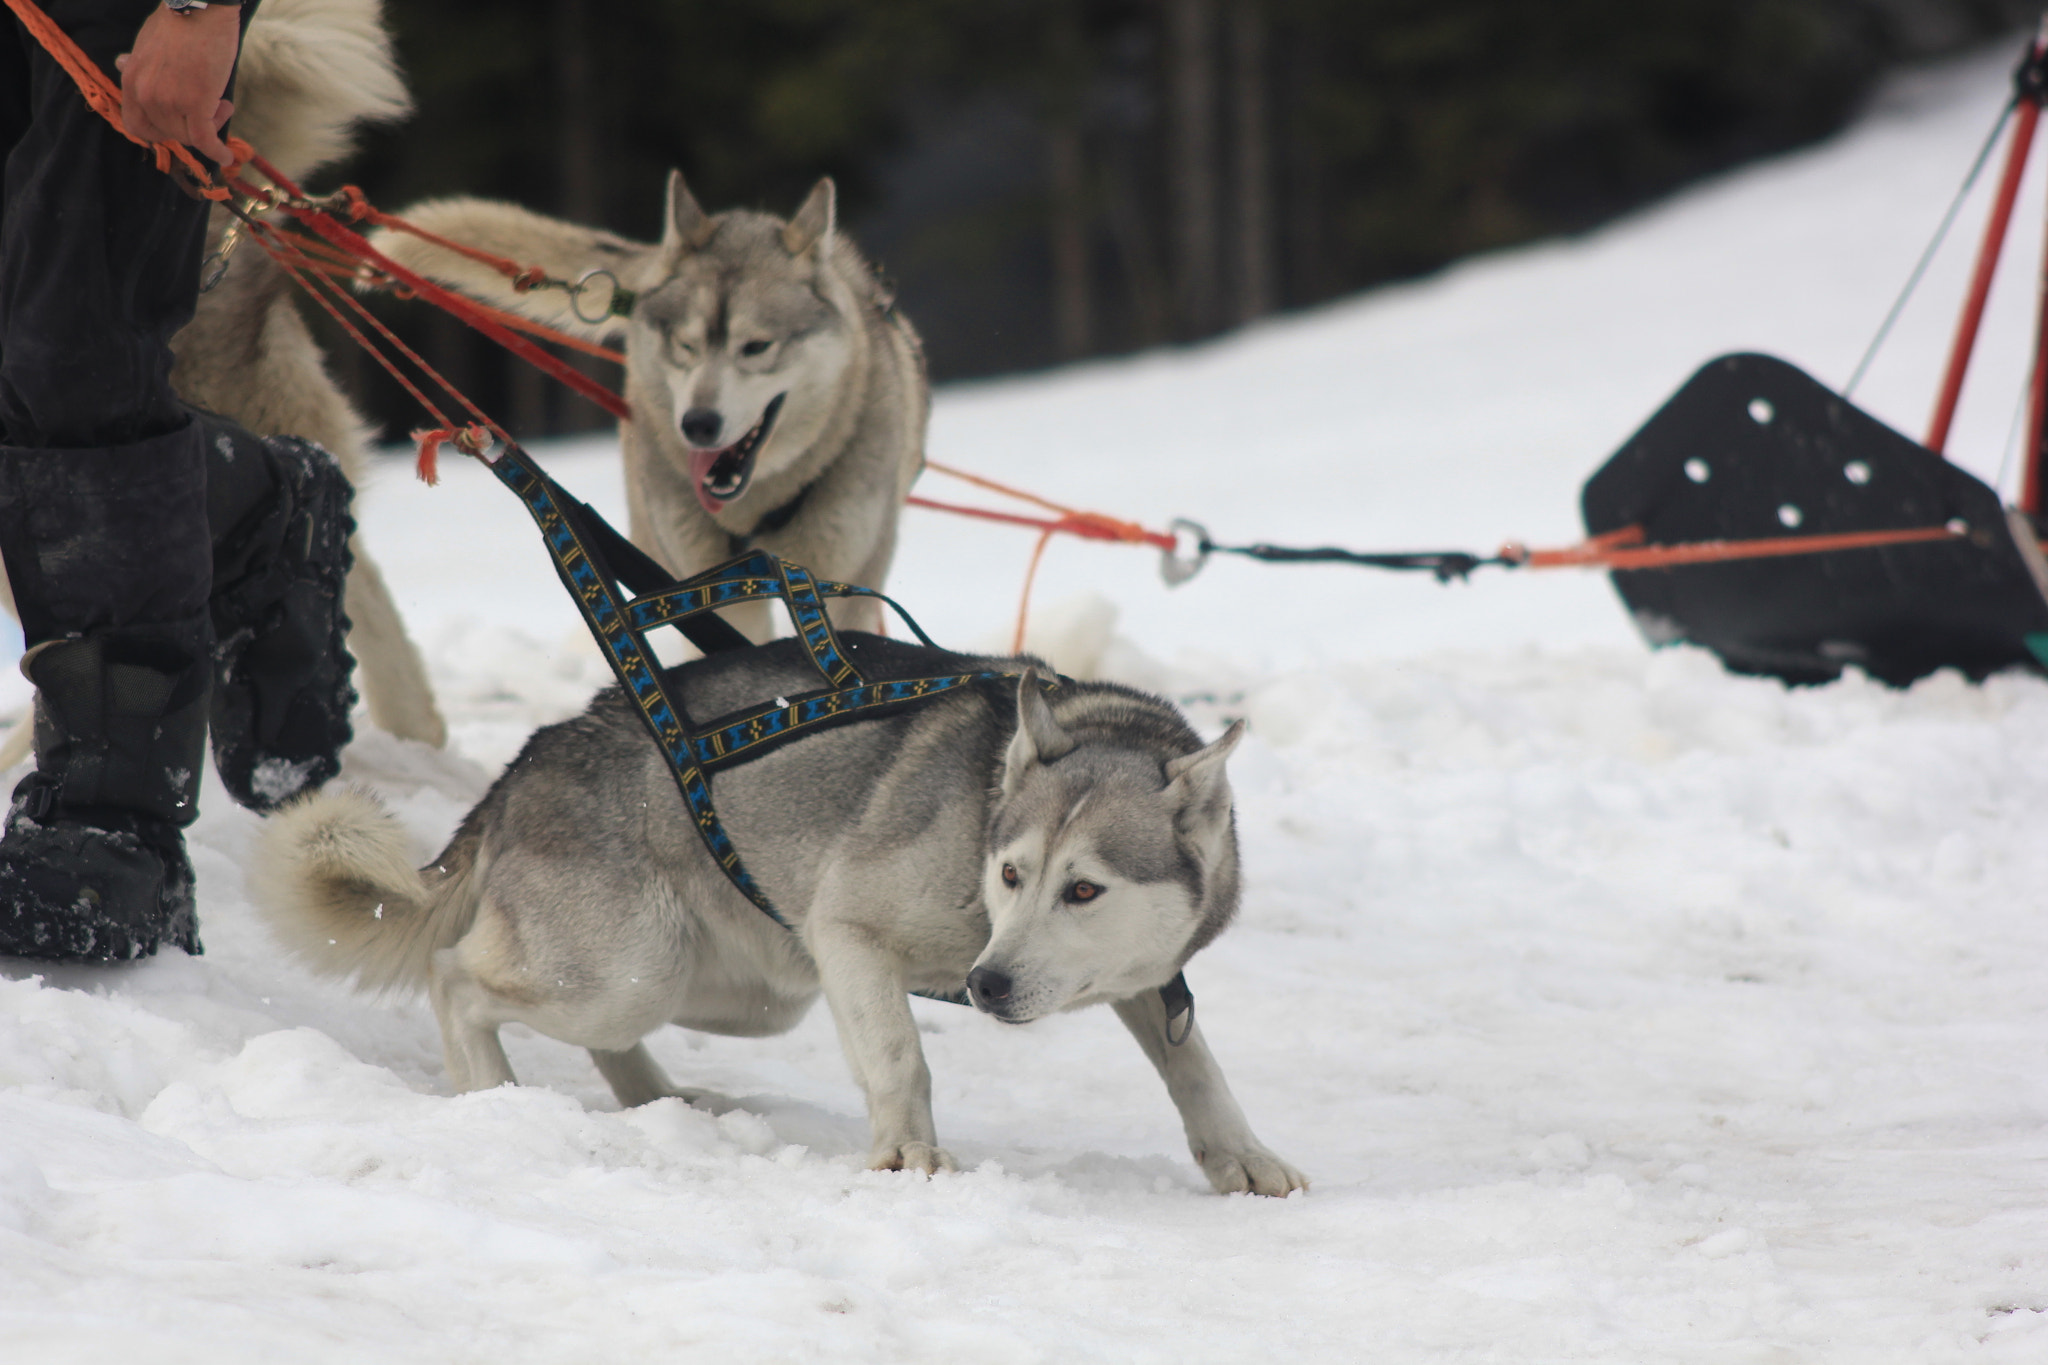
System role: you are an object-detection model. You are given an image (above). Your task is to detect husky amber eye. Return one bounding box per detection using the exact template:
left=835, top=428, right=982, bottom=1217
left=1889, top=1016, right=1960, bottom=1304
left=740, top=339, right=772, bottom=357
left=1001, top=863, right=1019, bottom=888
left=1063, top=880, right=1102, bottom=904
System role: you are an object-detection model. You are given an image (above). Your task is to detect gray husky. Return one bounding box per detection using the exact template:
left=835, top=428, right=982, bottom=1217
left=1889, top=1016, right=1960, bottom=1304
left=367, top=177, right=928, bottom=642
left=253, top=637, right=1306, bottom=1197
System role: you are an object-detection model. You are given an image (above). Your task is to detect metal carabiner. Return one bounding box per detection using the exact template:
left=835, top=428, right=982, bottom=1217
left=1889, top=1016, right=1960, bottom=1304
left=198, top=218, right=244, bottom=293
left=1159, top=517, right=1211, bottom=587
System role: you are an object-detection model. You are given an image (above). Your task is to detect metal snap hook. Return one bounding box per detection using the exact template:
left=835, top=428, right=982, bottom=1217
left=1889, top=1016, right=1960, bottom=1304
left=198, top=219, right=244, bottom=293
left=1159, top=518, right=1211, bottom=587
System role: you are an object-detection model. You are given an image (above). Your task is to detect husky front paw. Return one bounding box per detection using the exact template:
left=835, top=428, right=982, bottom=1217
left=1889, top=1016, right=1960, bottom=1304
left=1194, top=1141, right=1309, bottom=1197
left=869, top=1141, right=957, bottom=1176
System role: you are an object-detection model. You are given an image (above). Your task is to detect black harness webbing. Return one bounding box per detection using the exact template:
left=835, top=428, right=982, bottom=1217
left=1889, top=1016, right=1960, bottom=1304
left=482, top=442, right=1192, bottom=1032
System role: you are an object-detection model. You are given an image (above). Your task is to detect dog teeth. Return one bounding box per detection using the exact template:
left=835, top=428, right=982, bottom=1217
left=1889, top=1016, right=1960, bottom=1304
left=697, top=395, right=784, bottom=501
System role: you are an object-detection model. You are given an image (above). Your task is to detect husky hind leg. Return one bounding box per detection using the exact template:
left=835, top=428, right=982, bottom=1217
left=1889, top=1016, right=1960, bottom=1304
left=427, top=941, right=521, bottom=1092
left=588, top=1044, right=729, bottom=1110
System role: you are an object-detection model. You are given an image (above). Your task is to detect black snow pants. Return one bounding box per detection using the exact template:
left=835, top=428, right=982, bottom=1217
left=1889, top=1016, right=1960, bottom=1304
left=0, top=0, right=222, bottom=646
left=0, top=0, right=267, bottom=839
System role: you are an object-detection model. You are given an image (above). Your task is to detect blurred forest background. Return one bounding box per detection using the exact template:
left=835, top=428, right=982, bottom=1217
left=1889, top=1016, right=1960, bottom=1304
left=333, top=0, right=2039, bottom=436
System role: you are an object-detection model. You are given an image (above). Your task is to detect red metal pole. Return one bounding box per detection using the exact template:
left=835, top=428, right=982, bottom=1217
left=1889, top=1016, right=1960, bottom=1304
left=2026, top=142, right=2048, bottom=516
left=2022, top=32, right=2048, bottom=516
left=1927, top=75, right=2043, bottom=455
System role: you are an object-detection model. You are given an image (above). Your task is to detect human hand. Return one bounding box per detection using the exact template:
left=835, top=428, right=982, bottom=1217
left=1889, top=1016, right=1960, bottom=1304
left=116, top=4, right=241, bottom=165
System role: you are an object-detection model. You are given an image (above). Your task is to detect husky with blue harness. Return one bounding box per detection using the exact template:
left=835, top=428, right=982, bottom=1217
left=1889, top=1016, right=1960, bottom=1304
left=250, top=447, right=1304, bottom=1196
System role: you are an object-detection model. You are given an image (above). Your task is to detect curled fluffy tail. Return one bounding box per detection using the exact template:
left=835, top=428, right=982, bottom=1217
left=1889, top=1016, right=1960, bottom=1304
left=236, top=0, right=411, bottom=183
left=251, top=786, right=479, bottom=994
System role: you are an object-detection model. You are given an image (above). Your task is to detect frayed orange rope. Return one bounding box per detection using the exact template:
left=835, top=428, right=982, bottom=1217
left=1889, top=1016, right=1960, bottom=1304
left=410, top=424, right=494, bottom=486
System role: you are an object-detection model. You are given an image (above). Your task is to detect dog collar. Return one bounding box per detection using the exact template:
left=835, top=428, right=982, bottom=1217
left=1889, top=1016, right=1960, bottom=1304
left=1160, top=972, right=1195, bottom=1046
left=724, top=477, right=818, bottom=556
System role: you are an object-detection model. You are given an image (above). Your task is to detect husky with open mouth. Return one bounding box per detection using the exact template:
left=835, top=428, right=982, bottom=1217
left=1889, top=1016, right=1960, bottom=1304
left=369, top=175, right=928, bottom=641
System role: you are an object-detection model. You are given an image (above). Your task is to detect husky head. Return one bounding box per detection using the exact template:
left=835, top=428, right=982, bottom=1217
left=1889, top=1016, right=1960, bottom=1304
left=630, top=172, right=860, bottom=517
left=967, top=673, right=1246, bottom=1024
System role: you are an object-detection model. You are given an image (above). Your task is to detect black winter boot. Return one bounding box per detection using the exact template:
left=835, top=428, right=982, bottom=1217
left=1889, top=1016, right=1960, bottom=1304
left=199, top=417, right=357, bottom=812
left=0, top=622, right=210, bottom=961
left=0, top=430, right=214, bottom=961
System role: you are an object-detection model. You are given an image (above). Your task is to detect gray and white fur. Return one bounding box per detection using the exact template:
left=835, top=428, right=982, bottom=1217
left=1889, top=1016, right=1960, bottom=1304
left=253, top=637, right=1305, bottom=1197
left=364, top=174, right=928, bottom=642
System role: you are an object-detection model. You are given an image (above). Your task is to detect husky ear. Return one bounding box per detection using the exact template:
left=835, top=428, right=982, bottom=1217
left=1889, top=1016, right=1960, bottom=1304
left=1164, top=720, right=1244, bottom=826
left=1003, top=670, right=1074, bottom=795
left=663, top=170, right=715, bottom=252
left=782, top=177, right=836, bottom=261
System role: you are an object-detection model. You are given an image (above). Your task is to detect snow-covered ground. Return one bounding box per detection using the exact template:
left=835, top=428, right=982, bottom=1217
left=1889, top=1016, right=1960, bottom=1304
left=9, top=39, right=2048, bottom=1363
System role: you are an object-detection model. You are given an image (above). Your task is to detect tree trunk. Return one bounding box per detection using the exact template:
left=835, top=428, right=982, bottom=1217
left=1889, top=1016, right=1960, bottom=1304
left=1045, top=4, right=1093, bottom=361
left=1048, top=120, right=1093, bottom=361
left=556, top=0, right=601, bottom=224
left=1106, top=138, right=1173, bottom=348
left=537, top=0, right=604, bottom=435
left=1280, top=20, right=1323, bottom=308
left=1228, top=0, right=1274, bottom=325
left=1164, top=0, right=1220, bottom=338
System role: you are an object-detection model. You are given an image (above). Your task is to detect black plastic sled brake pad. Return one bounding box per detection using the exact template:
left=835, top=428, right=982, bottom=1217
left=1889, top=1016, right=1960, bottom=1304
left=1581, top=352, right=2048, bottom=687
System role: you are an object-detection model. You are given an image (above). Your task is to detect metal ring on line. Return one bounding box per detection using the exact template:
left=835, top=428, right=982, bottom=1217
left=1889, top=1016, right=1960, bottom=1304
left=569, top=268, right=625, bottom=325
left=1160, top=517, right=1211, bottom=587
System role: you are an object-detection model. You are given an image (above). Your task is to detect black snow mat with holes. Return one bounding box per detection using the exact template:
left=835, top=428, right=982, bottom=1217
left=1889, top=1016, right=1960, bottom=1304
left=1581, top=352, right=2048, bottom=687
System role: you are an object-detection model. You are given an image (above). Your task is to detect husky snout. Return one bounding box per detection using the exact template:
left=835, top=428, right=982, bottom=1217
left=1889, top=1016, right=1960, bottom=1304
left=679, top=407, right=723, bottom=445
left=966, top=962, right=1033, bottom=1022
left=681, top=393, right=786, bottom=512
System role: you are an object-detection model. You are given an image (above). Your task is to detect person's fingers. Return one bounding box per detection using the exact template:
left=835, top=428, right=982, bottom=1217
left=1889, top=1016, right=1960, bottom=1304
left=124, top=101, right=166, bottom=145
left=115, top=90, right=234, bottom=161
left=185, top=109, right=231, bottom=163
left=111, top=7, right=242, bottom=158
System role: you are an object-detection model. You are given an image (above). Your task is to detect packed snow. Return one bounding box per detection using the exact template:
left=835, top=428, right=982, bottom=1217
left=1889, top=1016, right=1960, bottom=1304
left=9, top=39, right=2048, bottom=1363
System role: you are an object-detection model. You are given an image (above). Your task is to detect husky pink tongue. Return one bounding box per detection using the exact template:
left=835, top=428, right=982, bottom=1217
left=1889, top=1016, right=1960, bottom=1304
left=689, top=447, right=735, bottom=514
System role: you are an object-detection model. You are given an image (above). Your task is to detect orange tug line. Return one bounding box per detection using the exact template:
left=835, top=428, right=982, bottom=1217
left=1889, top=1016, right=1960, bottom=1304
left=3, top=0, right=2000, bottom=645
left=3, top=0, right=237, bottom=195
